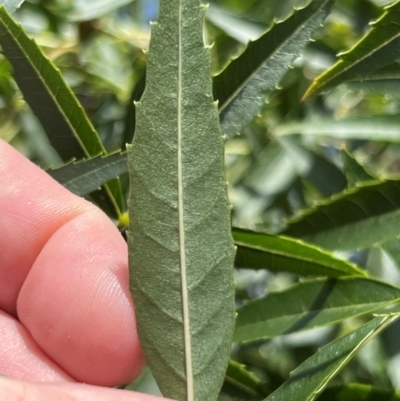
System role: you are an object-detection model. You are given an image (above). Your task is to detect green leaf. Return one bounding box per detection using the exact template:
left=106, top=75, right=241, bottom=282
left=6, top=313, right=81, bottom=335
left=234, top=277, right=400, bottom=343
left=127, top=0, right=235, bottom=400
left=274, top=116, right=400, bottom=142
left=224, top=360, right=267, bottom=398
left=213, top=0, right=333, bottom=137
left=304, top=0, right=400, bottom=98
left=263, top=316, right=396, bottom=401
left=0, top=0, right=24, bottom=13
left=63, top=0, right=135, bottom=22
left=282, top=180, right=400, bottom=251
left=233, top=228, right=366, bottom=277
left=380, top=239, right=400, bottom=272
left=47, top=152, right=127, bottom=197
left=0, top=6, right=124, bottom=215
left=206, top=4, right=265, bottom=44
left=316, top=384, right=400, bottom=401
left=0, top=6, right=103, bottom=161
left=341, top=148, right=375, bottom=187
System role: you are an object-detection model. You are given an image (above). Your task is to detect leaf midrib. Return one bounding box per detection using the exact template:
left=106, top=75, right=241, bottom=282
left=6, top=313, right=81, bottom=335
left=177, top=1, right=193, bottom=400
left=327, top=31, right=400, bottom=85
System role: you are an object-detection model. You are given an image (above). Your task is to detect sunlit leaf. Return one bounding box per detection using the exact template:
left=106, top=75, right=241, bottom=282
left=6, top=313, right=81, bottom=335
left=263, top=316, right=396, bottom=401
left=304, top=0, right=400, bottom=98
left=0, top=6, right=124, bottom=215
left=235, top=277, right=400, bottom=343
left=0, top=0, right=23, bottom=13
left=274, top=116, right=400, bottom=142
left=233, top=228, right=366, bottom=277
left=64, top=0, right=136, bottom=22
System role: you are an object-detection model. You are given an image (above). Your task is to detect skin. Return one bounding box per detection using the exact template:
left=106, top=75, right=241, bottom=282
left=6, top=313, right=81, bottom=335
left=0, top=139, right=174, bottom=401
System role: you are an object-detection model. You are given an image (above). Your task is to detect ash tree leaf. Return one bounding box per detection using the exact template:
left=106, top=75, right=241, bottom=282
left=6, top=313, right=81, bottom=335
left=234, top=277, right=400, bottom=343
left=213, top=0, right=334, bottom=137
left=282, top=180, right=400, bottom=251
left=263, top=316, right=396, bottom=401
left=0, top=6, right=124, bottom=215
left=47, top=151, right=127, bottom=197
left=127, top=0, right=236, bottom=400
left=233, top=228, right=365, bottom=277
left=304, top=0, right=400, bottom=98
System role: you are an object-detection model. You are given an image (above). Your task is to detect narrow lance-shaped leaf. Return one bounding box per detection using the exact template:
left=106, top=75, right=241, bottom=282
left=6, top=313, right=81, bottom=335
left=317, top=384, right=400, bottom=401
left=274, top=115, right=400, bottom=143
left=234, top=277, right=400, bottom=343
left=213, top=0, right=333, bottom=137
left=282, top=180, right=400, bottom=251
left=304, top=0, right=400, bottom=98
left=233, top=228, right=365, bottom=277
left=341, top=148, right=375, bottom=187
left=224, top=360, right=268, bottom=399
left=0, top=6, right=102, bottom=161
left=0, top=6, right=124, bottom=216
left=47, top=151, right=127, bottom=197
left=263, top=316, right=396, bottom=401
left=127, top=0, right=235, bottom=400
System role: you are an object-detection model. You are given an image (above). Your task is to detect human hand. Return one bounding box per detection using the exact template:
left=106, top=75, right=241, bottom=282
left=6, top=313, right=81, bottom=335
left=0, top=139, right=172, bottom=400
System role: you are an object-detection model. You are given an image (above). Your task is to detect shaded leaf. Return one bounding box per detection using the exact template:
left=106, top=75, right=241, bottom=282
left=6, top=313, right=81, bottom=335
left=263, top=316, right=396, bottom=401
left=304, top=0, right=400, bottom=98
left=316, top=384, right=400, bottom=401
left=214, top=0, right=334, bottom=137
left=282, top=180, right=400, bottom=251
left=233, top=228, right=366, bottom=277
left=127, top=0, right=235, bottom=400
left=47, top=151, right=127, bottom=197
left=234, top=277, right=400, bottom=343
left=224, top=360, right=268, bottom=398
left=341, top=148, right=375, bottom=187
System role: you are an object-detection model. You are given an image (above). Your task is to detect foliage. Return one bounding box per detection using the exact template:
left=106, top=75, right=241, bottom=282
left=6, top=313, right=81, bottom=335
left=3, top=0, right=400, bottom=400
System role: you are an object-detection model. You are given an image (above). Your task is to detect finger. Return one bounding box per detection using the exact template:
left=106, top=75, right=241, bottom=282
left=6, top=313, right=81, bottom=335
left=0, top=310, right=73, bottom=382
left=0, top=140, right=145, bottom=386
left=0, top=139, right=91, bottom=316
left=0, top=376, right=174, bottom=401
left=18, top=208, right=145, bottom=386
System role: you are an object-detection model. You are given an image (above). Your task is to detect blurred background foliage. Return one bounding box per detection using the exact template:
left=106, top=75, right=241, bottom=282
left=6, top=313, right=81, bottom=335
left=3, top=0, right=400, bottom=399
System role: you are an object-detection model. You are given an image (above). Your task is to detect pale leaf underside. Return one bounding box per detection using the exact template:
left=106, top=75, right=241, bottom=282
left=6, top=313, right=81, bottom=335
left=127, top=1, right=235, bottom=401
